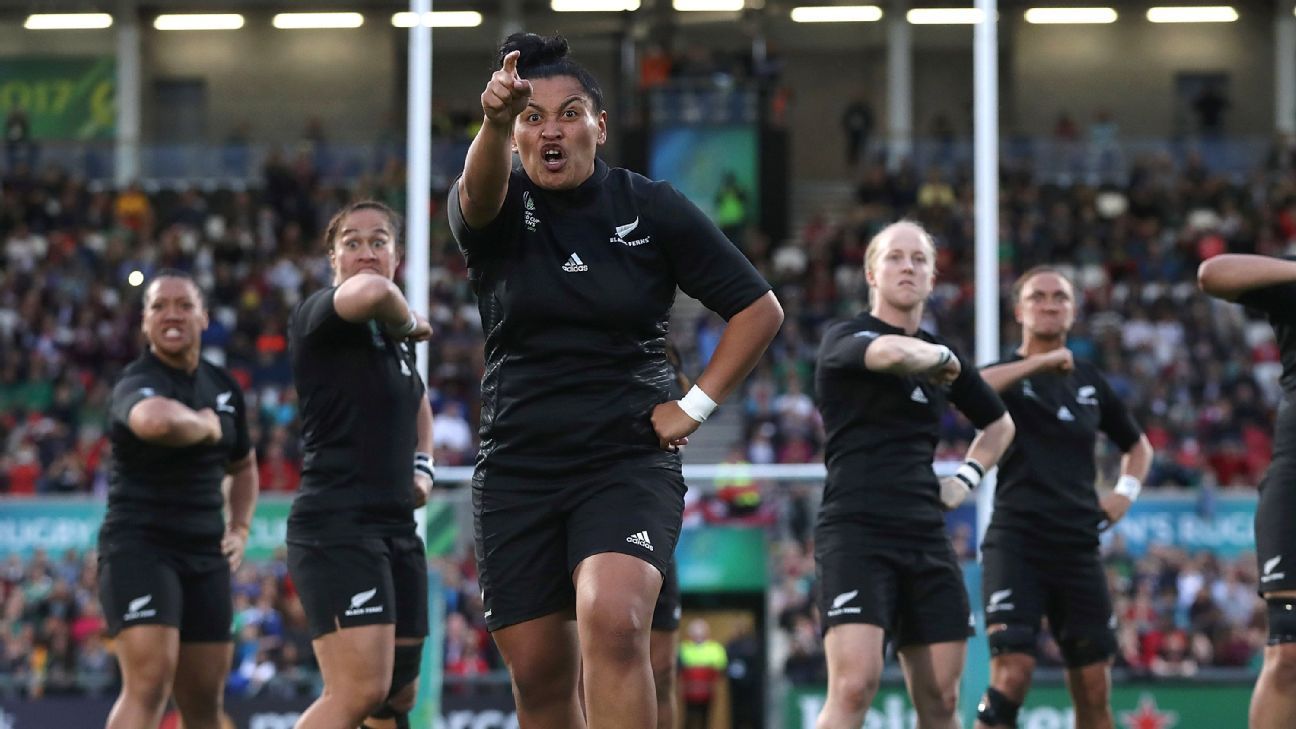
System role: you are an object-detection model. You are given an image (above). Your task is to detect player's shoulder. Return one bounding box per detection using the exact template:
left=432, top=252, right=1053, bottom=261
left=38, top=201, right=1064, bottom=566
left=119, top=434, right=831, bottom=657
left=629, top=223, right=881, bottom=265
left=197, top=357, right=240, bottom=389
left=821, top=315, right=877, bottom=343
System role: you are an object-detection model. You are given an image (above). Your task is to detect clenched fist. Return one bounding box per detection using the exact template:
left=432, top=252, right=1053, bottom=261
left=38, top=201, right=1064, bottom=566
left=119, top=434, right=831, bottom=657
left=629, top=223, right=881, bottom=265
left=482, top=50, right=533, bottom=127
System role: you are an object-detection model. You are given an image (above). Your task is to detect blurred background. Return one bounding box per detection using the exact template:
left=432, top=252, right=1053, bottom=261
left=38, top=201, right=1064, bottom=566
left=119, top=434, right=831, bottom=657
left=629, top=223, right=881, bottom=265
left=2, top=0, right=1294, bottom=726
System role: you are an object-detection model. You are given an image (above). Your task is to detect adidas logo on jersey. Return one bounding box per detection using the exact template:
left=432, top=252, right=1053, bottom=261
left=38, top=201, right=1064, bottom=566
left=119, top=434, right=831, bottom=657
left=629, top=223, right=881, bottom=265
left=562, top=253, right=588, bottom=272
left=1057, top=405, right=1075, bottom=421
left=910, top=386, right=928, bottom=404
left=626, top=530, right=654, bottom=551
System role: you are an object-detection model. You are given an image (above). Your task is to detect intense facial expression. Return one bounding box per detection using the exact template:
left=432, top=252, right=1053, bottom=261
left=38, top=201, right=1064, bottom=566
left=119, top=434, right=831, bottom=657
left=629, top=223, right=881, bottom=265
left=142, top=277, right=207, bottom=361
left=1016, top=270, right=1076, bottom=339
left=329, top=208, right=399, bottom=285
left=513, top=75, right=607, bottom=191
left=867, top=227, right=935, bottom=311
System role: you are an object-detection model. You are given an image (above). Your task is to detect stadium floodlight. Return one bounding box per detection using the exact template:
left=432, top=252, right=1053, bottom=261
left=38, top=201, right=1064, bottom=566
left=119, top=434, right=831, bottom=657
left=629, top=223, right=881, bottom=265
left=906, top=8, right=985, bottom=24
left=24, top=13, right=113, bottom=29
left=153, top=14, right=245, bottom=30
left=790, top=5, right=883, bottom=22
left=550, top=0, right=641, bottom=10
left=1146, top=6, right=1237, bottom=23
left=392, top=11, right=484, bottom=27
left=1023, top=7, right=1117, bottom=23
left=272, top=12, right=365, bottom=29
left=674, top=0, right=744, bottom=9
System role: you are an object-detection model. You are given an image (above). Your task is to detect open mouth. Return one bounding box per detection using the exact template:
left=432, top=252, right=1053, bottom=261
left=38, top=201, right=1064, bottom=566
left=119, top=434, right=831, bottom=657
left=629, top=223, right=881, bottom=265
left=161, top=327, right=185, bottom=341
left=541, top=145, right=565, bottom=171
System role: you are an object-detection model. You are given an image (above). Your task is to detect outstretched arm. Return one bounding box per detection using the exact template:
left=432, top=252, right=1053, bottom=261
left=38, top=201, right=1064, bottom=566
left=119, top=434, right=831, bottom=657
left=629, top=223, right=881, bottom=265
left=864, top=334, right=962, bottom=385
left=459, top=50, right=532, bottom=230
left=980, top=349, right=1073, bottom=392
left=333, top=273, right=432, bottom=341
left=1197, top=254, right=1296, bottom=301
left=128, top=399, right=221, bottom=447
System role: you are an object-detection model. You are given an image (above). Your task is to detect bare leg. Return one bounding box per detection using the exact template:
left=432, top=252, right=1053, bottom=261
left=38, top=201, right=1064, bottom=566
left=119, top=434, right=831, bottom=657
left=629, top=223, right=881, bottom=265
left=104, top=625, right=179, bottom=729
left=575, top=552, right=660, bottom=729
left=294, top=624, right=394, bottom=729
left=899, top=640, right=967, bottom=729
left=815, top=624, right=886, bottom=729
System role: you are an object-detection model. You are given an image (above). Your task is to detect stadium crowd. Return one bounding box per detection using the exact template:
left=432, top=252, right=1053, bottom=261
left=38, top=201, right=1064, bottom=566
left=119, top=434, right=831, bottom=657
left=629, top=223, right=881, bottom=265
left=0, top=141, right=1289, bottom=693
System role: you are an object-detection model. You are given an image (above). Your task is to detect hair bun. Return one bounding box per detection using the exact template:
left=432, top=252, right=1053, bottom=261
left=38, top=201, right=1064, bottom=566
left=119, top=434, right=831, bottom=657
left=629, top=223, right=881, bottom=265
left=498, top=32, right=570, bottom=74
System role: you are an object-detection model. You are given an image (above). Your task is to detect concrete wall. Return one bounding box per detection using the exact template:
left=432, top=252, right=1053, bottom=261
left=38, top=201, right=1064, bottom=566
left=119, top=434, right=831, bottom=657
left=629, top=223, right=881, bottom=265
left=1007, top=12, right=1273, bottom=137
left=0, top=10, right=1281, bottom=167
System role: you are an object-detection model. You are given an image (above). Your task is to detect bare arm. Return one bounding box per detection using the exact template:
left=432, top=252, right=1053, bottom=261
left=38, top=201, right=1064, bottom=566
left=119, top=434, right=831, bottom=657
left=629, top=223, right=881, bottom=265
left=939, top=412, right=1015, bottom=509
left=459, top=50, right=531, bottom=230
left=221, top=451, right=258, bottom=571
left=413, top=395, right=434, bottom=507
left=1100, top=434, right=1154, bottom=526
left=863, top=334, right=952, bottom=376
left=128, top=398, right=220, bottom=447
left=980, top=349, right=1073, bottom=393
left=693, top=292, right=785, bottom=402
left=1119, top=435, right=1153, bottom=482
left=1197, top=254, right=1296, bottom=301
left=332, top=273, right=432, bottom=340
left=651, top=292, right=783, bottom=448
left=966, top=412, right=1016, bottom=471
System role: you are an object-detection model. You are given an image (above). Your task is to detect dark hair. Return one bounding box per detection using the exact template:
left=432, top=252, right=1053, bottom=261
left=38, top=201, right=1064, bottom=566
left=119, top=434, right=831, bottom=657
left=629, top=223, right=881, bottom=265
left=323, top=200, right=404, bottom=252
left=1012, top=265, right=1075, bottom=303
left=145, top=268, right=204, bottom=308
left=498, top=33, right=604, bottom=113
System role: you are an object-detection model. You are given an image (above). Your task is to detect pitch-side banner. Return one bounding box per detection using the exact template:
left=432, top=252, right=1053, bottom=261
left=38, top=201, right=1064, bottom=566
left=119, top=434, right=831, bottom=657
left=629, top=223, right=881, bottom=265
left=0, top=692, right=516, bottom=729
left=787, top=682, right=1251, bottom=729
left=0, top=58, right=116, bottom=139
left=0, top=497, right=457, bottom=560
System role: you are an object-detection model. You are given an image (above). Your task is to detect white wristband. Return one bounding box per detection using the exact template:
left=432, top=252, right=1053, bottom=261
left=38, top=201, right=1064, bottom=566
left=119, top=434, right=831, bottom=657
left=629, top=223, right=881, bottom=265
left=678, top=385, right=718, bottom=424
left=932, top=345, right=953, bottom=370
left=953, top=459, right=985, bottom=491
left=1114, top=475, right=1141, bottom=501
left=414, top=451, right=434, bottom=480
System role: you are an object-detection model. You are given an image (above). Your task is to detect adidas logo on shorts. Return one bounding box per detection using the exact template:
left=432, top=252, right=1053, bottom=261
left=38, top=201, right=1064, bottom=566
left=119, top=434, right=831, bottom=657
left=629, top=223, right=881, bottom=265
left=626, top=530, right=654, bottom=551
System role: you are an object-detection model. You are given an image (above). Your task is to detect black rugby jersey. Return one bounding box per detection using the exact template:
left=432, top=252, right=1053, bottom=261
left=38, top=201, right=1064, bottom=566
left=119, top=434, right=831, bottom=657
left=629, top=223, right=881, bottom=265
left=288, top=287, right=424, bottom=538
left=103, top=350, right=251, bottom=545
left=984, top=353, right=1142, bottom=550
left=1238, top=281, right=1296, bottom=464
left=814, top=312, right=1006, bottom=547
left=448, top=159, right=770, bottom=476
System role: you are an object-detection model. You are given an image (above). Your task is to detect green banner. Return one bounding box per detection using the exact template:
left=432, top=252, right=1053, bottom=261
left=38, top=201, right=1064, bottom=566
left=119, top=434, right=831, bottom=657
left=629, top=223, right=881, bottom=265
left=0, top=497, right=455, bottom=560
left=0, top=57, right=116, bottom=140
left=676, top=525, right=767, bottom=592
left=786, top=681, right=1251, bottom=728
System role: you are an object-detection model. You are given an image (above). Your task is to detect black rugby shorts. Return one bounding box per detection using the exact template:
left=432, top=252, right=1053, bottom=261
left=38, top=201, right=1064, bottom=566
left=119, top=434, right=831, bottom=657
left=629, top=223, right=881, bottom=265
left=815, top=521, right=973, bottom=647
left=287, top=534, right=429, bottom=639
left=652, top=561, right=682, bottom=632
left=980, top=529, right=1116, bottom=667
left=474, top=461, right=686, bottom=632
left=98, top=543, right=232, bottom=642
left=1257, top=457, right=1296, bottom=593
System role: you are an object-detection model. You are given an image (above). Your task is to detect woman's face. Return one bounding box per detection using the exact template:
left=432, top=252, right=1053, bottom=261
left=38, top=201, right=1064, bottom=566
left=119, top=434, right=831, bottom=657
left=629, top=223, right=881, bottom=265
left=868, top=229, right=934, bottom=310
left=513, top=75, right=606, bottom=191
left=142, top=277, right=207, bottom=360
left=329, top=208, right=398, bottom=285
left=1016, top=271, right=1076, bottom=339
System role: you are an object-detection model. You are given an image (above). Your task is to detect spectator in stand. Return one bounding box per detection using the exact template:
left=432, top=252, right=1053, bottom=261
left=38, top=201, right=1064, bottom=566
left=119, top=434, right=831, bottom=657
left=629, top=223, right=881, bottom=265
left=679, top=619, right=727, bottom=729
